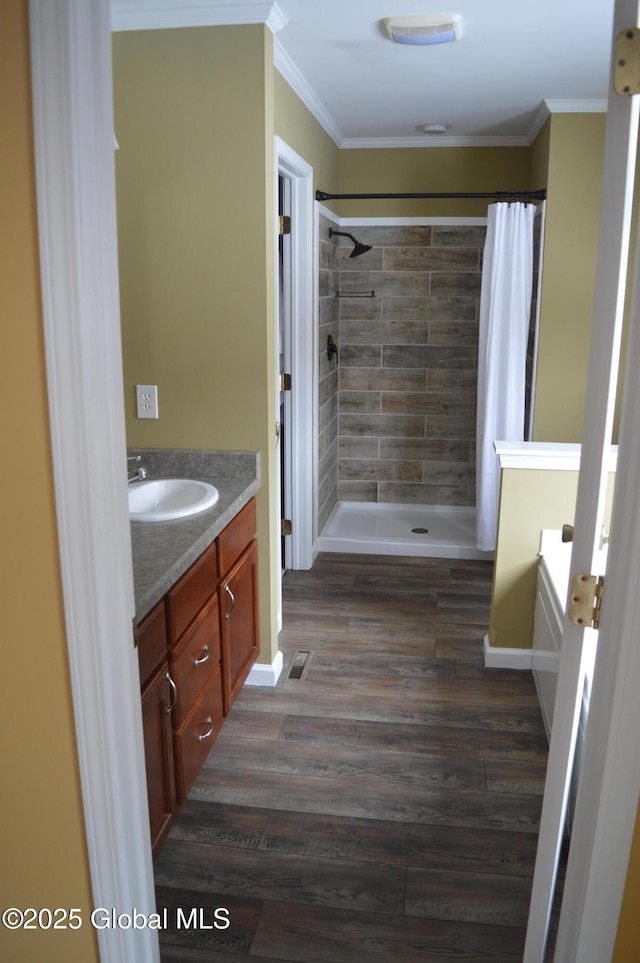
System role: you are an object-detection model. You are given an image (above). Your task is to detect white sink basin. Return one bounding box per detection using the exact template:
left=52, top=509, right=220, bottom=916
left=128, top=478, right=219, bottom=522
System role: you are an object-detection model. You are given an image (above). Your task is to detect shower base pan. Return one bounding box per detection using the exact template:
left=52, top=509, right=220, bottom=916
left=318, top=501, right=493, bottom=561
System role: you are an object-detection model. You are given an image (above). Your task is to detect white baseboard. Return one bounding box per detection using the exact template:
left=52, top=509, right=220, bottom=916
left=245, top=650, right=283, bottom=687
left=483, top=634, right=533, bottom=669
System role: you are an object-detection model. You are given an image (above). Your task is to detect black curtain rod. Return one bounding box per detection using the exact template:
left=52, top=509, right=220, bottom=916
left=315, top=189, right=546, bottom=202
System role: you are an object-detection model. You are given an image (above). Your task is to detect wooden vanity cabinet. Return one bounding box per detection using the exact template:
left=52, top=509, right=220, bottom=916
left=137, top=600, right=175, bottom=858
left=217, top=498, right=260, bottom=715
left=167, top=543, right=223, bottom=805
left=219, top=540, right=259, bottom=714
left=137, top=497, right=259, bottom=856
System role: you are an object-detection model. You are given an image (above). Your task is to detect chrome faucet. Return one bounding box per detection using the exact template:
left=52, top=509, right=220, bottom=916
left=127, top=455, right=147, bottom=484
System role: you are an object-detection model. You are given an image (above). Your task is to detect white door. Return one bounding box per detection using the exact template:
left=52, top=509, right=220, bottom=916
left=524, top=0, right=640, bottom=959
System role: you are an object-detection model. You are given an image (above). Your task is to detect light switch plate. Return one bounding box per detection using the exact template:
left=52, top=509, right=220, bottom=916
left=136, top=384, right=159, bottom=419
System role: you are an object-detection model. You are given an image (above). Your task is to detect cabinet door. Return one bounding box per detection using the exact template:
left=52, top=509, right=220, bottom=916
left=219, top=539, right=259, bottom=714
left=141, top=661, right=176, bottom=858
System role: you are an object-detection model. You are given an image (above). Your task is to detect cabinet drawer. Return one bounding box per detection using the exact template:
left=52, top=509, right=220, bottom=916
left=167, top=542, right=217, bottom=642
left=137, top=599, right=168, bottom=687
left=173, top=665, right=224, bottom=804
left=170, top=594, right=220, bottom=728
left=217, top=498, right=256, bottom=577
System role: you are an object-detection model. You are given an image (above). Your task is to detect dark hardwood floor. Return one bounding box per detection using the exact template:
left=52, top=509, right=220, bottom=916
left=155, top=552, right=551, bottom=962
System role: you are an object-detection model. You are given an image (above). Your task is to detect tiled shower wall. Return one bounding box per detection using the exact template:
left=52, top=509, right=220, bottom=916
left=317, top=215, right=339, bottom=533
left=334, top=224, right=486, bottom=508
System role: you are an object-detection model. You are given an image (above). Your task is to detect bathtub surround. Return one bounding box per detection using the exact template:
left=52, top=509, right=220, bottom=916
left=335, top=222, right=485, bottom=508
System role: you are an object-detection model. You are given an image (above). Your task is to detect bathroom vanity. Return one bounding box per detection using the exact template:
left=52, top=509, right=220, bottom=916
left=129, top=449, right=260, bottom=856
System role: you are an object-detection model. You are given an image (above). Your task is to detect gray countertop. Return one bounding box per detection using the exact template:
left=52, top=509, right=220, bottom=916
left=128, top=448, right=260, bottom=621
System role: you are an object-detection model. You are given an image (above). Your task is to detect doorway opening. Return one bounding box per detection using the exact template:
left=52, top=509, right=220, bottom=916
left=278, top=172, right=293, bottom=573
left=274, top=138, right=315, bottom=587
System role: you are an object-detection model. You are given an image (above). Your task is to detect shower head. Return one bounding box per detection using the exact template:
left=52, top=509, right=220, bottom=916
left=329, top=228, right=373, bottom=259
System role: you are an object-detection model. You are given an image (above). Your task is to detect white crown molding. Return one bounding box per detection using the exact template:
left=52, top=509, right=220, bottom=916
left=273, top=38, right=345, bottom=147
left=526, top=101, right=552, bottom=143
left=544, top=98, right=608, bottom=113
left=341, top=134, right=530, bottom=149
left=525, top=98, right=608, bottom=145
left=111, top=0, right=287, bottom=33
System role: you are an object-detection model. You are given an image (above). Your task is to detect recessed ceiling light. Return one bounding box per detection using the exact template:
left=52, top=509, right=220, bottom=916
left=382, top=14, right=461, bottom=46
left=416, top=123, right=452, bottom=134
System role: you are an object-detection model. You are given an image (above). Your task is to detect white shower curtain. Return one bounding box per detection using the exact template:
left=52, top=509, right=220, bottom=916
left=476, top=202, right=536, bottom=551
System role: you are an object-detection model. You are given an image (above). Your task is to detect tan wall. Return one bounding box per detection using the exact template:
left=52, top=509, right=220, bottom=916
left=488, top=114, right=607, bottom=647
left=532, top=113, right=607, bottom=442
left=113, top=25, right=278, bottom=666
left=274, top=70, right=339, bottom=201
left=0, top=3, right=98, bottom=960
left=613, top=804, right=640, bottom=962
left=489, top=470, right=581, bottom=648
left=337, top=145, right=532, bottom=217
left=528, top=116, right=551, bottom=193
left=489, top=467, right=615, bottom=650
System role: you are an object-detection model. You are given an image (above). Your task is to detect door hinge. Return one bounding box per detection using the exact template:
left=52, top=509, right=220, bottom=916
left=568, top=573, right=605, bottom=630
left=278, top=215, right=291, bottom=235
left=280, top=372, right=292, bottom=391
left=281, top=518, right=293, bottom=536
left=614, top=28, right=640, bottom=95
left=132, top=617, right=139, bottom=649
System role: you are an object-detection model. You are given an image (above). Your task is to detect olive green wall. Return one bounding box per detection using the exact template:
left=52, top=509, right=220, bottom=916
left=489, top=467, right=615, bottom=650
left=337, top=145, right=533, bottom=217
left=113, top=25, right=278, bottom=666
left=274, top=70, right=339, bottom=201
left=489, top=470, right=581, bottom=649
left=529, top=116, right=551, bottom=193
left=1, top=4, right=98, bottom=960
left=532, top=113, right=607, bottom=442
left=488, top=114, right=607, bottom=652
left=613, top=805, right=640, bottom=962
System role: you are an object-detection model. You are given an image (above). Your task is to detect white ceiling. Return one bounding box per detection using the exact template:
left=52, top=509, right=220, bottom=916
left=112, top=0, right=614, bottom=146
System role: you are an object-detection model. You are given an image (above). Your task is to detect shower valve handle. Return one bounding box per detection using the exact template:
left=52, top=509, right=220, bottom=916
left=327, top=335, right=338, bottom=363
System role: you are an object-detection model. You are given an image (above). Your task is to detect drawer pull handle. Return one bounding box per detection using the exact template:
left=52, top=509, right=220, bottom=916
left=197, top=716, right=214, bottom=742
left=225, top=585, right=236, bottom=619
left=165, top=671, right=177, bottom=713
left=193, top=645, right=210, bottom=667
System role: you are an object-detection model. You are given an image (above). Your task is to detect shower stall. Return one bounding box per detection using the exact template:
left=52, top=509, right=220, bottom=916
left=315, top=206, right=543, bottom=561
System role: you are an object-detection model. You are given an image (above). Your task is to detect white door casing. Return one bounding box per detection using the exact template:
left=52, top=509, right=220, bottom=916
left=275, top=137, right=315, bottom=572
left=29, top=0, right=159, bottom=961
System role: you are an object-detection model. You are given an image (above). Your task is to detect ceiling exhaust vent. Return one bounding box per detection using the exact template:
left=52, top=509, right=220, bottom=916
left=382, top=14, right=461, bottom=46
